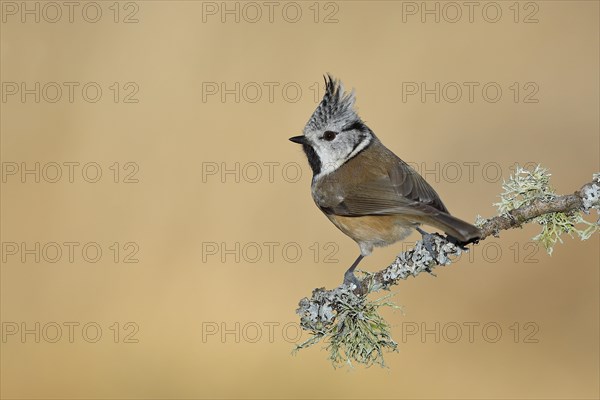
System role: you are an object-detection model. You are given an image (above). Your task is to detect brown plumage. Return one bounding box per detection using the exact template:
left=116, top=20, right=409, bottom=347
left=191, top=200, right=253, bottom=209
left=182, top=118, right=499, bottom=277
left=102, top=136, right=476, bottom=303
left=290, top=75, right=481, bottom=285
left=312, top=137, right=481, bottom=256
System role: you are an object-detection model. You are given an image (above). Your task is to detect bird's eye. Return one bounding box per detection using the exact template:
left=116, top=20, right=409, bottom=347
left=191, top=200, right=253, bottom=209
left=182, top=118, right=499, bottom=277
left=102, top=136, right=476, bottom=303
left=323, top=131, right=337, bottom=141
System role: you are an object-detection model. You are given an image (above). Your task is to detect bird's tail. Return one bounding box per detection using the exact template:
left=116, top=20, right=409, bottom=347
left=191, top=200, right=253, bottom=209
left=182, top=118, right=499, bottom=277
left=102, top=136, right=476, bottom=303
left=429, top=212, right=482, bottom=244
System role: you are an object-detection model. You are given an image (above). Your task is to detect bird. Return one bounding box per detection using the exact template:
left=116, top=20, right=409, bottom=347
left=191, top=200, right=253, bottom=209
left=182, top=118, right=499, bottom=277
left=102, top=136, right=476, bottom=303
left=289, top=75, right=481, bottom=287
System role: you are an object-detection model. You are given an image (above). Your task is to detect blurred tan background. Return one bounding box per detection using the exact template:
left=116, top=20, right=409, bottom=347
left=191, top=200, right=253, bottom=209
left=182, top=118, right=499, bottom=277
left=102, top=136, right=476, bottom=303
left=1, top=1, right=599, bottom=398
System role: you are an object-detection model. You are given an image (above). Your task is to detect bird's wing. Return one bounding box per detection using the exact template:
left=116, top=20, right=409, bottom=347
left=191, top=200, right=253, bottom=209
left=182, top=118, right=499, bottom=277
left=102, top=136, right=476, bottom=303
left=324, top=159, right=449, bottom=217
left=387, top=158, right=449, bottom=213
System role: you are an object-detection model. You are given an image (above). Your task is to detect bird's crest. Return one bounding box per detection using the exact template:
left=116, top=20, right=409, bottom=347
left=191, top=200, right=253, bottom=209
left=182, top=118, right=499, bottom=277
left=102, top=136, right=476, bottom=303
left=304, top=74, right=359, bottom=133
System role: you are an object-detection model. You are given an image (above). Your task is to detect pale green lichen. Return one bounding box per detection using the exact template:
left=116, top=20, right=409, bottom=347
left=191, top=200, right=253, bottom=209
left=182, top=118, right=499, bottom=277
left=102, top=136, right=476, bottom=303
left=495, top=165, right=599, bottom=255
left=495, top=165, right=555, bottom=213
left=532, top=212, right=597, bottom=255
left=474, top=214, right=487, bottom=229
left=295, top=291, right=400, bottom=369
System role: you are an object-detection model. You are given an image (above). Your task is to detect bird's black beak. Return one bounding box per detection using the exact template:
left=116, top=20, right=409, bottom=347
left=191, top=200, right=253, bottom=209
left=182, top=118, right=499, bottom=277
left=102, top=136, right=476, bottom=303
left=289, top=135, right=306, bottom=144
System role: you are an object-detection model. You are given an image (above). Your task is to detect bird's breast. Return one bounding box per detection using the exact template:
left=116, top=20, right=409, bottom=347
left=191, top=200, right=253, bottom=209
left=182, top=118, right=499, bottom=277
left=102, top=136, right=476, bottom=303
left=326, top=214, right=416, bottom=248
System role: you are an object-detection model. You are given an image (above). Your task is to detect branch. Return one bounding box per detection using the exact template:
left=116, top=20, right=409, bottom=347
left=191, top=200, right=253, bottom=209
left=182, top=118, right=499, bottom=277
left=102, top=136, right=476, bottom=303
left=479, top=182, right=597, bottom=238
left=363, top=179, right=599, bottom=294
left=295, top=172, right=600, bottom=367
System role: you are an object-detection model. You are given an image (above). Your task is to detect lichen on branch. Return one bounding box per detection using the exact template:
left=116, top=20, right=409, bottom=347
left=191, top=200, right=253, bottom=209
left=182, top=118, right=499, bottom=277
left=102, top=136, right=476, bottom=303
left=491, top=166, right=598, bottom=254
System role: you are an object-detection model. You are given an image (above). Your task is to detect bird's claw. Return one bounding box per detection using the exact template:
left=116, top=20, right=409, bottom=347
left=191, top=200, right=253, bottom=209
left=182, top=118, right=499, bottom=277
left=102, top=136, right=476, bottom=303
left=343, top=270, right=361, bottom=289
left=417, top=227, right=438, bottom=258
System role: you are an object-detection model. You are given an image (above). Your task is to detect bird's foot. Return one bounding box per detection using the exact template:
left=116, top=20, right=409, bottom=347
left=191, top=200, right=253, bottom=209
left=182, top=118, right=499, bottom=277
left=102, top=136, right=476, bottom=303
left=342, top=254, right=365, bottom=290
left=343, top=270, right=361, bottom=290
left=416, top=227, right=438, bottom=258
